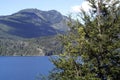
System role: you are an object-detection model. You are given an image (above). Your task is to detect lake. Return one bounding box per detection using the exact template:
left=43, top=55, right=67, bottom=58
left=0, top=56, right=54, bottom=80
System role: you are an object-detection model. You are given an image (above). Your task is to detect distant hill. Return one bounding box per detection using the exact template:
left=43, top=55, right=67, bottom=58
left=0, top=8, right=69, bottom=38
left=0, top=9, right=69, bottom=56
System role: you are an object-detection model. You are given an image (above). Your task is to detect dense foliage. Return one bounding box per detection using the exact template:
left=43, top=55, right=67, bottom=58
left=48, top=0, right=120, bottom=80
left=0, top=36, right=60, bottom=56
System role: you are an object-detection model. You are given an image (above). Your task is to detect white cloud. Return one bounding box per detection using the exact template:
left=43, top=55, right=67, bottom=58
left=71, top=5, right=81, bottom=13
left=71, top=1, right=92, bottom=13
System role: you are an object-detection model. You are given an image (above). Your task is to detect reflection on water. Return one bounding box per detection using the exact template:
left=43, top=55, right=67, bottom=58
left=0, top=56, right=53, bottom=80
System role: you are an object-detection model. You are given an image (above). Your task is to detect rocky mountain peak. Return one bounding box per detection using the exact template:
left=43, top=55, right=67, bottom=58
left=0, top=8, right=69, bottom=38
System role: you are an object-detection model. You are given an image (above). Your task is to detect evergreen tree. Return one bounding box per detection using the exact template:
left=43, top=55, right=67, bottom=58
left=48, top=0, right=120, bottom=80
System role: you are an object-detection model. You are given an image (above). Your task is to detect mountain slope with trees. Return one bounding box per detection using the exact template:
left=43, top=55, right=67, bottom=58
left=0, top=9, right=68, bottom=56
left=0, top=9, right=69, bottom=38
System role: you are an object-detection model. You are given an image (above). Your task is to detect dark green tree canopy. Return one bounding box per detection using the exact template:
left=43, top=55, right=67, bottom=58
left=46, top=0, right=120, bottom=80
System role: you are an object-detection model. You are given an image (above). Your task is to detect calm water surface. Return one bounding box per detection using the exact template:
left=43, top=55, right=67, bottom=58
left=0, top=56, right=54, bottom=80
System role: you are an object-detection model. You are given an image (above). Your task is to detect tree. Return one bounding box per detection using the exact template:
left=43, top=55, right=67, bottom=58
left=48, top=0, right=120, bottom=80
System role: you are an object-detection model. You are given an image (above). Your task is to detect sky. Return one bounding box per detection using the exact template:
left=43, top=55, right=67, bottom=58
left=0, top=0, right=91, bottom=16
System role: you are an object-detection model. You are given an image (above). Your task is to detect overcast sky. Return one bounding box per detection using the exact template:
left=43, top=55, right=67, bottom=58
left=0, top=0, right=91, bottom=16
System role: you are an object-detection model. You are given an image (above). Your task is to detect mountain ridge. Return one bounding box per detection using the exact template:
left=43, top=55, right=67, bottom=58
left=0, top=8, right=69, bottom=38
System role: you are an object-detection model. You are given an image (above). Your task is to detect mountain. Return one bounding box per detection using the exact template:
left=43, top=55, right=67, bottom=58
left=0, top=9, right=69, bottom=56
left=0, top=8, right=69, bottom=38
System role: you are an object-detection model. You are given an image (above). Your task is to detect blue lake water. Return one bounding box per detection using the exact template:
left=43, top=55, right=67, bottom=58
left=0, top=56, right=54, bottom=80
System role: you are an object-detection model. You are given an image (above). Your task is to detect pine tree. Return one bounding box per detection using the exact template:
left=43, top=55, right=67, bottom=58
left=48, top=0, right=120, bottom=80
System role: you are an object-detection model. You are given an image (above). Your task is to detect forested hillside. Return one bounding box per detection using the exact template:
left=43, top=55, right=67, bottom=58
left=0, top=35, right=62, bottom=56
left=0, top=9, right=68, bottom=56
